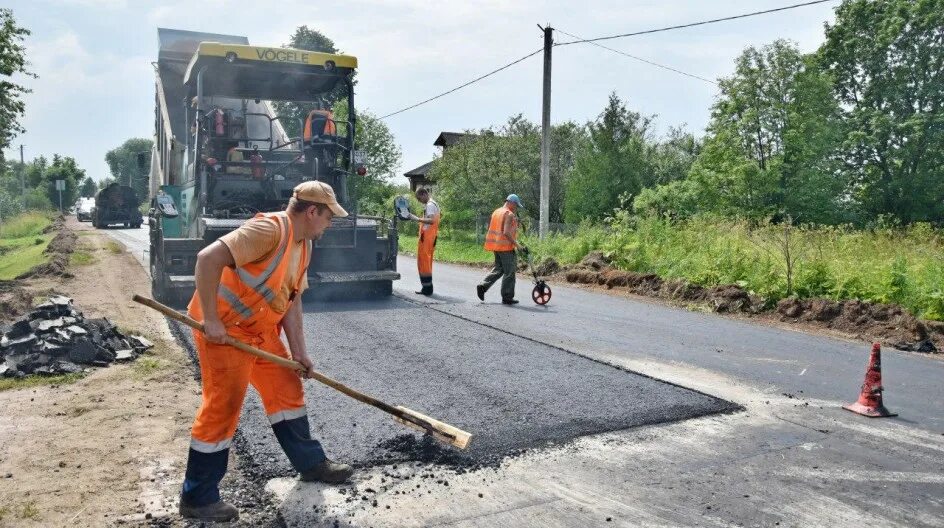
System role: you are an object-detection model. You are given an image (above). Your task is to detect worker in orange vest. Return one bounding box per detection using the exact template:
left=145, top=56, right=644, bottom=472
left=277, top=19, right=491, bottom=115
left=180, top=181, right=352, bottom=522
left=476, top=194, right=527, bottom=305
left=303, top=109, right=337, bottom=142
left=409, top=188, right=441, bottom=296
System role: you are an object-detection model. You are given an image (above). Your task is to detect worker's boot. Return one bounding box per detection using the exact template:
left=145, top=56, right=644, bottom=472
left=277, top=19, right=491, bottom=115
left=502, top=298, right=519, bottom=305
left=476, top=284, right=486, bottom=301
left=415, top=285, right=433, bottom=296
left=299, top=459, right=354, bottom=484
left=178, top=499, right=239, bottom=522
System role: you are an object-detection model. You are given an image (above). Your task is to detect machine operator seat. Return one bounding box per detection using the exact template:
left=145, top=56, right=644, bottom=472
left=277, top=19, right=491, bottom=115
left=303, top=109, right=341, bottom=182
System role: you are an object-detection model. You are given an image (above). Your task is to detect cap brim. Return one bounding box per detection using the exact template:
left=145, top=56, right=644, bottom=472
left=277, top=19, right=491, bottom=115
left=328, top=202, right=349, bottom=218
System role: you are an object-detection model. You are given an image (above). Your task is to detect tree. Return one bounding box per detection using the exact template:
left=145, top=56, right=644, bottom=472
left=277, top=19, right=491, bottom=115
left=333, top=103, right=402, bottom=214
left=820, top=0, right=944, bottom=223
left=24, top=155, right=46, bottom=188
left=80, top=176, right=96, bottom=198
left=43, top=155, right=84, bottom=211
left=104, top=138, right=152, bottom=204
left=565, top=93, right=655, bottom=223
left=428, top=120, right=535, bottom=229
left=276, top=26, right=348, bottom=138
left=642, top=41, right=846, bottom=223
left=428, top=115, right=587, bottom=228
left=548, top=121, right=587, bottom=223
left=0, top=8, right=36, bottom=153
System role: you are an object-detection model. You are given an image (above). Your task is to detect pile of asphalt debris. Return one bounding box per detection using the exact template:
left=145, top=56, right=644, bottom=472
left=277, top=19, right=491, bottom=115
left=0, top=295, right=153, bottom=378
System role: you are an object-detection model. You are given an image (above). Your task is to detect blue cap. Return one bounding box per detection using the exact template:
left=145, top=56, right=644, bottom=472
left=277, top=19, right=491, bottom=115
left=506, top=194, right=523, bottom=207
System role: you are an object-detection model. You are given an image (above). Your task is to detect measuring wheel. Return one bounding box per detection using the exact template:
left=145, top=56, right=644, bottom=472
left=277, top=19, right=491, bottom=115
left=532, top=280, right=552, bottom=305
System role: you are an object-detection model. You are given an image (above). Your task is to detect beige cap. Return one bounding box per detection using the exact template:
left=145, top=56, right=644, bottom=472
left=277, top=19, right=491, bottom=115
left=293, top=181, right=348, bottom=217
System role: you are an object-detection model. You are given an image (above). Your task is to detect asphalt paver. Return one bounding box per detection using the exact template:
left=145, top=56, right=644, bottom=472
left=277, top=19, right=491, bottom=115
left=176, top=296, right=738, bottom=478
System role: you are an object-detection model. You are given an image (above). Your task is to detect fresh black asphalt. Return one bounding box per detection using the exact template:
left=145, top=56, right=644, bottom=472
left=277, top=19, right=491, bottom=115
left=174, top=296, right=737, bottom=478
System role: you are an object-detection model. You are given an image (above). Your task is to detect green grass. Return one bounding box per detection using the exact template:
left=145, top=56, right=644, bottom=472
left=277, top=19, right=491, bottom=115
left=400, top=232, right=493, bottom=265
left=0, top=211, right=51, bottom=239
left=399, top=223, right=608, bottom=267
left=18, top=501, right=39, bottom=520
left=405, top=216, right=944, bottom=321
left=105, top=240, right=124, bottom=254
left=69, top=250, right=96, bottom=266
left=0, top=212, right=56, bottom=279
left=132, top=356, right=166, bottom=379
left=0, top=373, right=85, bottom=393
left=0, top=234, right=52, bottom=280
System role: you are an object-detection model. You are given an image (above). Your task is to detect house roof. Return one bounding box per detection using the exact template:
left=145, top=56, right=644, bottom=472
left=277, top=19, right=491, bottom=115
left=434, top=132, right=474, bottom=148
left=404, top=160, right=434, bottom=178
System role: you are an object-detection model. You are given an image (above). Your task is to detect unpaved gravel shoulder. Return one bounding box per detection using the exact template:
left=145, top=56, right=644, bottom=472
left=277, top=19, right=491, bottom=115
left=0, top=218, right=200, bottom=527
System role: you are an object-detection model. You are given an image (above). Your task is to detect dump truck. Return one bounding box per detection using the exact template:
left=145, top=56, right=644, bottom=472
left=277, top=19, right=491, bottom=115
left=147, top=29, right=398, bottom=305
left=92, top=183, right=143, bottom=228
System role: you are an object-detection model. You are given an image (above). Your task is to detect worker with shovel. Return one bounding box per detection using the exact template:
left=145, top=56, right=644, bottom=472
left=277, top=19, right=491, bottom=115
left=477, top=194, right=527, bottom=305
left=409, top=187, right=441, bottom=296
left=180, top=181, right=353, bottom=522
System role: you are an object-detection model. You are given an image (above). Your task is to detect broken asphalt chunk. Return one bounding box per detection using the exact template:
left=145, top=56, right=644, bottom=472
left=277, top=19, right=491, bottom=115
left=129, top=335, right=154, bottom=350
left=68, top=339, right=99, bottom=364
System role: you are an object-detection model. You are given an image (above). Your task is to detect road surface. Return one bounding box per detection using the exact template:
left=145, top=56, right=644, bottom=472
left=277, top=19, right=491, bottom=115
left=105, top=224, right=944, bottom=527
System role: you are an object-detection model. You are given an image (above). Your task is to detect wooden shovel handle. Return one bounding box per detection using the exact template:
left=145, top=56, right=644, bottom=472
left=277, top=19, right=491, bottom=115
left=132, top=294, right=304, bottom=371
left=131, top=294, right=446, bottom=436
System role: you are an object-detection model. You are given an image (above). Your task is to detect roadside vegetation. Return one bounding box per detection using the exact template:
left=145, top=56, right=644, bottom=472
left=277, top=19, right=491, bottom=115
left=398, top=0, right=944, bottom=323
left=402, top=216, right=944, bottom=321
left=0, top=212, right=52, bottom=280
left=0, top=372, right=84, bottom=393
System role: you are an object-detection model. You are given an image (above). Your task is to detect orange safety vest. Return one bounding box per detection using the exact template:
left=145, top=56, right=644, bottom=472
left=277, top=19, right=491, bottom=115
left=483, top=205, right=517, bottom=252
left=303, top=109, right=337, bottom=142
left=189, top=212, right=310, bottom=332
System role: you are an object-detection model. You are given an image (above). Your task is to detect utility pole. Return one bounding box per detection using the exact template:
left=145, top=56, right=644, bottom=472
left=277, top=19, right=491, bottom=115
left=19, top=145, right=25, bottom=209
left=539, top=25, right=553, bottom=239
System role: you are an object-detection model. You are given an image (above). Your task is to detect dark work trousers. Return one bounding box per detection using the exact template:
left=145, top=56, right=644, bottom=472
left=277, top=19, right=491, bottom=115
left=479, top=250, right=517, bottom=300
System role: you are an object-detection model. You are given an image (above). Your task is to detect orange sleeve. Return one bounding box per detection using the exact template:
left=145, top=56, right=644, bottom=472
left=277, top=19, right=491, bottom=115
left=218, top=217, right=280, bottom=267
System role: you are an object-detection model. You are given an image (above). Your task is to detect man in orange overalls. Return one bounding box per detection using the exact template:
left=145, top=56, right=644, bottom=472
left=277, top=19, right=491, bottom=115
left=476, top=194, right=527, bottom=305
left=409, top=188, right=441, bottom=296
left=179, top=181, right=352, bottom=522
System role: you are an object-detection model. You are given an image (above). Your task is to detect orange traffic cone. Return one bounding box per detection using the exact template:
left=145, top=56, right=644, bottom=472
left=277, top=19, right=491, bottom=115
left=843, top=343, right=897, bottom=418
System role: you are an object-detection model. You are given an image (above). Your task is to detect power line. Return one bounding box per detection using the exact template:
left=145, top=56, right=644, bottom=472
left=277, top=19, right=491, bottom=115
left=555, top=28, right=717, bottom=85
left=378, top=48, right=543, bottom=120
left=377, top=0, right=835, bottom=118
left=555, top=0, right=837, bottom=46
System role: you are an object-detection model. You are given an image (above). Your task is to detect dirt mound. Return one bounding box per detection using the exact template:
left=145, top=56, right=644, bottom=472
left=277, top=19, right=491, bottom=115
left=708, top=285, right=761, bottom=314
left=0, top=280, right=33, bottom=322
left=565, top=261, right=762, bottom=315
left=776, top=297, right=940, bottom=353
left=17, top=220, right=76, bottom=279
left=661, top=280, right=707, bottom=302
left=40, top=215, right=65, bottom=234
left=565, top=269, right=600, bottom=284
left=579, top=250, right=610, bottom=270
left=559, top=255, right=943, bottom=351
left=533, top=257, right=561, bottom=277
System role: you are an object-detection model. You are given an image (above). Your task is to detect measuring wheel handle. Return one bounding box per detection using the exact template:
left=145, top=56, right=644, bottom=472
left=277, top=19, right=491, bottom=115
left=532, top=280, right=552, bottom=305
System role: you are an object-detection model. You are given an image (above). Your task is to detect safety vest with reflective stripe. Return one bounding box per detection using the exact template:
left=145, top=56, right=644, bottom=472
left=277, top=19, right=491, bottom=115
left=303, top=109, right=337, bottom=142
left=188, top=212, right=310, bottom=331
left=483, top=205, right=517, bottom=252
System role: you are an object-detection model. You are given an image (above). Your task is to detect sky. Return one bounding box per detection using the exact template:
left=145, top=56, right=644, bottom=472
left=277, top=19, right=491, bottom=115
left=3, top=0, right=838, bottom=186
